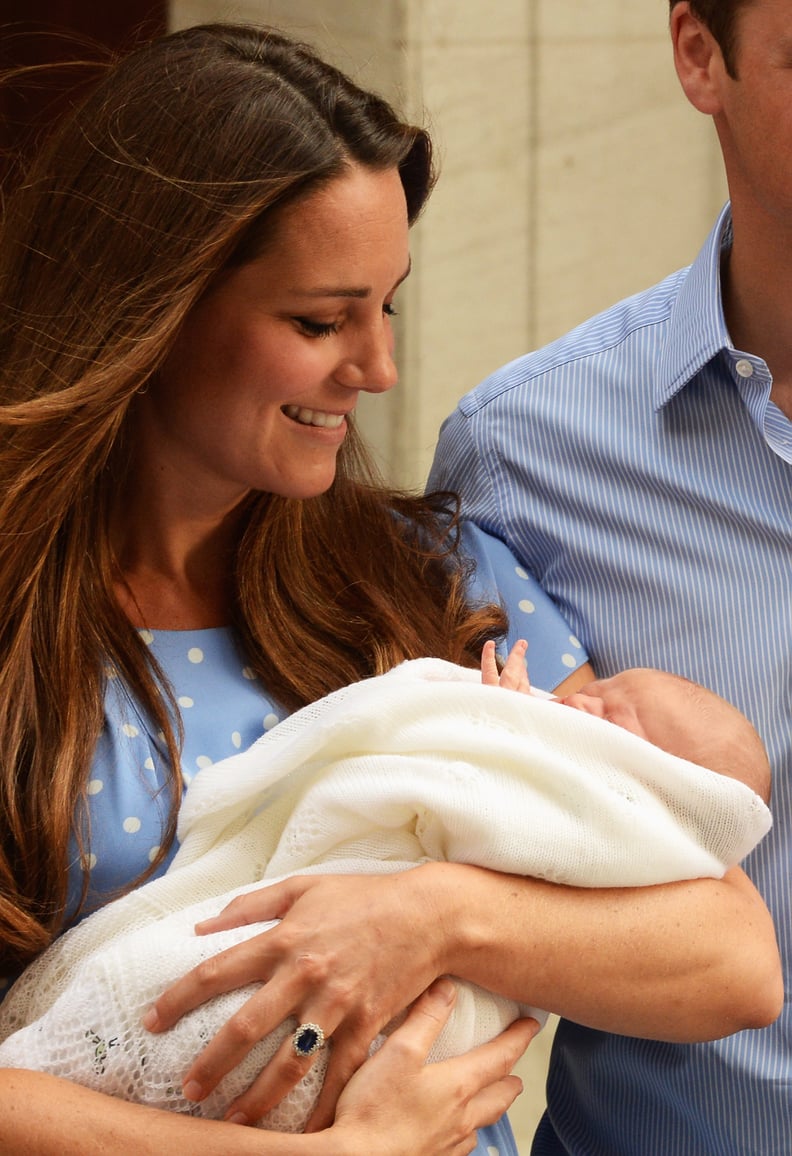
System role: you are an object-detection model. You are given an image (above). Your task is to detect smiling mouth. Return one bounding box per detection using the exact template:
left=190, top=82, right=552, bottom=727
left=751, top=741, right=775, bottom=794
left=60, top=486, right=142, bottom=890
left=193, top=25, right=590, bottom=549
left=282, top=405, right=346, bottom=429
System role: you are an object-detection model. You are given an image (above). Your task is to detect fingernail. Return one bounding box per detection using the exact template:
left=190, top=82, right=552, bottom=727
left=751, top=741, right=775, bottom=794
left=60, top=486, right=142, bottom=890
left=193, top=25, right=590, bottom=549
left=225, top=1111, right=248, bottom=1126
left=432, top=978, right=456, bottom=1004
left=141, top=1008, right=159, bottom=1031
left=183, top=1079, right=204, bottom=1102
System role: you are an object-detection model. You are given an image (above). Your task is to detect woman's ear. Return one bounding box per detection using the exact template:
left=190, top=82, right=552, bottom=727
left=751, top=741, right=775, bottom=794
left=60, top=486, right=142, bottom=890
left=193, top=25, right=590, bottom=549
left=671, top=1, right=729, bottom=116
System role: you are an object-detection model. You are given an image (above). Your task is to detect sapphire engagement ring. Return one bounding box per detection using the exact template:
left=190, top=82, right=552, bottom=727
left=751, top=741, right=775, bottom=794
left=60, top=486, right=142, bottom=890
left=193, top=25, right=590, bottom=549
left=292, top=1022, right=326, bottom=1057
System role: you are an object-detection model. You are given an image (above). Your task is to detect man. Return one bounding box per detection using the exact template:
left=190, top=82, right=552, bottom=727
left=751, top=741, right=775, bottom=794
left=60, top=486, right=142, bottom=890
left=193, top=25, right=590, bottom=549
left=429, top=2, right=792, bottom=1153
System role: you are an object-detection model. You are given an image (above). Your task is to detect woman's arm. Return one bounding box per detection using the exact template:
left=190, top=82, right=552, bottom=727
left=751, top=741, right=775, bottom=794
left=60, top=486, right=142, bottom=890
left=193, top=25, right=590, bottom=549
left=146, top=856, right=782, bottom=1130
left=0, top=982, right=536, bottom=1154
left=429, top=860, right=782, bottom=1038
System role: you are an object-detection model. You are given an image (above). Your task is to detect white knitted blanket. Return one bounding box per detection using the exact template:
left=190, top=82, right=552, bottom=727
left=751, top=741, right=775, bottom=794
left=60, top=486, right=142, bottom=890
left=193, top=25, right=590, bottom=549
left=0, top=659, right=771, bottom=1131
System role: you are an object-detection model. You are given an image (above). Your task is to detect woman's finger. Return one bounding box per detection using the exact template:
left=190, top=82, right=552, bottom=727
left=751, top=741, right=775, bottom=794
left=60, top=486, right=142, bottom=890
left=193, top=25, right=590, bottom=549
left=194, top=876, right=307, bottom=935
left=449, top=1015, right=539, bottom=1090
left=461, top=1072, right=526, bottom=1130
left=330, top=987, right=540, bottom=1156
left=219, top=1023, right=332, bottom=1125
left=142, top=926, right=280, bottom=1033
left=304, top=1027, right=379, bottom=1131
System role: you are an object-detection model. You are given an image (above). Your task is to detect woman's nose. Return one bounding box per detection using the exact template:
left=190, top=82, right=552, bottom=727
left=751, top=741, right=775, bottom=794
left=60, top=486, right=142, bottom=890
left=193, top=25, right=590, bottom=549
left=334, top=325, right=398, bottom=394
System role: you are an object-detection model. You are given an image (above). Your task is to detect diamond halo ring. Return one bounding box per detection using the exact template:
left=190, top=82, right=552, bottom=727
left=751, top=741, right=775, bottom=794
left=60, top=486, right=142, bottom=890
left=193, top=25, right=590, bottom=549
left=292, top=1022, right=326, bottom=1058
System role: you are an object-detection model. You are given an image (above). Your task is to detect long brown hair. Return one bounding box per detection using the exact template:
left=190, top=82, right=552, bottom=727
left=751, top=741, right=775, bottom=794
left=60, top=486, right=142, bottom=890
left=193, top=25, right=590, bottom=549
left=0, top=24, right=505, bottom=971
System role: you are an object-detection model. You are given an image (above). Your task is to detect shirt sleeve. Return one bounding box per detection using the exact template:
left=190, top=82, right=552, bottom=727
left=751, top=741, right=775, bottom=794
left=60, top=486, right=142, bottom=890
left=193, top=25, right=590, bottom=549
left=429, top=405, right=506, bottom=539
left=459, top=520, right=588, bottom=692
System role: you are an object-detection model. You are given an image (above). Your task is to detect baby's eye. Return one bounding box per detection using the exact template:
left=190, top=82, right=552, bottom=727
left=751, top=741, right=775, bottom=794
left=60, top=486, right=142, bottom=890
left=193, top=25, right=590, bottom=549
left=294, top=317, right=340, bottom=338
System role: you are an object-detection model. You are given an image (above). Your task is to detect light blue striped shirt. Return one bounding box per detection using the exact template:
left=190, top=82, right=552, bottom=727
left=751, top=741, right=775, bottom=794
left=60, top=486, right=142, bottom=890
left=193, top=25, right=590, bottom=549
left=429, top=203, right=792, bottom=1155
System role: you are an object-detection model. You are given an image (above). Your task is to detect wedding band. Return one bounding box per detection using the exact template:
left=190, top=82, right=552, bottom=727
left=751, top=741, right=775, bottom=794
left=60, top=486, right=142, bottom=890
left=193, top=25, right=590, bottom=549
left=292, top=1022, right=325, bottom=1057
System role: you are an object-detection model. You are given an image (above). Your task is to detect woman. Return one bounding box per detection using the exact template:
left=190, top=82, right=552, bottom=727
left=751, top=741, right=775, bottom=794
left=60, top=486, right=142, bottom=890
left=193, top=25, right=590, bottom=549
left=0, top=22, right=780, bottom=1155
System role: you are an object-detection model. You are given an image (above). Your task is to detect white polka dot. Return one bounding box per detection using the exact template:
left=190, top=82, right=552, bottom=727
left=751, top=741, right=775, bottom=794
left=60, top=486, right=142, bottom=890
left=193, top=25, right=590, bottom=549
left=157, top=731, right=166, bottom=742
left=569, top=635, right=582, bottom=650
left=178, top=696, right=194, bottom=708
left=182, top=771, right=193, bottom=786
left=123, top=816, right=141, bottom=834
left=143, top=757, right=155, bottom=771
left=231, top=731, right=242, bottom=749
left=242, top=666, right=257, bottom=681
left=263, top=713, right=279, bottom=730
left=148, top=845, right=160, bottom=863
left=518, top=599, right=536, bottom=614
left=87, top=779, right=104, bottom=796
left=196, top=755, right=213, bottom=769
left=562, top=653, right=577, bottom=668
left=122, top=723, right=139, bottom=738
left=188, top=647, right=204, bottom=664
left=87, top=853, right=97, bottom=869
left=487, top=1147, right=501, bottom=1156
left=514, top=566, right=529, bottom=580
left=139, top=629, right=154, bottom=645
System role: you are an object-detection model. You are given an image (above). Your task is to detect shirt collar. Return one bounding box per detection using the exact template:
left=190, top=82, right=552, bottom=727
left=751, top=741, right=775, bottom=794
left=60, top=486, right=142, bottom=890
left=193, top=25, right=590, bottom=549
left=655, top=202, right=733, bottom=410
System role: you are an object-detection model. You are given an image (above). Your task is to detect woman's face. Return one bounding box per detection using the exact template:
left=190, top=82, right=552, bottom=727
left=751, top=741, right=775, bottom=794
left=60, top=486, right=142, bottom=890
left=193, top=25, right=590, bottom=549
left=135, top=165, right=410, bottom=509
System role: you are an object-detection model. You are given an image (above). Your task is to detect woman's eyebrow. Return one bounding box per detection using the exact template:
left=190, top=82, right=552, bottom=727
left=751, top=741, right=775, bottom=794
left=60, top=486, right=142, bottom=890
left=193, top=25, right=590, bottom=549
left=291, top=261, right=412, bottom=299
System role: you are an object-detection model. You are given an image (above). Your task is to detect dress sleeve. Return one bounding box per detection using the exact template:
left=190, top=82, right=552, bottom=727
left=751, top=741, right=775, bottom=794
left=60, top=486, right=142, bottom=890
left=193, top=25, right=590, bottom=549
left=459, top=521, right=588, bottom=692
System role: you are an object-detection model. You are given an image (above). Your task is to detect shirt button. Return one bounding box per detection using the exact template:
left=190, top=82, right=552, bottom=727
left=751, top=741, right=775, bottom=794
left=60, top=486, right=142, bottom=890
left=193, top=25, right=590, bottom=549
left=735, top=358, right=754, bottom=378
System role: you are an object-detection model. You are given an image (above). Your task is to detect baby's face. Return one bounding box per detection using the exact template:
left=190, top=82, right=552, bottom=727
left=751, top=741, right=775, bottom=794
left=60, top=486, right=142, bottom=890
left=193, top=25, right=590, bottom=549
left=555, top=669, right=770, bottom=799
left=554, top=677, right=650, bottom=742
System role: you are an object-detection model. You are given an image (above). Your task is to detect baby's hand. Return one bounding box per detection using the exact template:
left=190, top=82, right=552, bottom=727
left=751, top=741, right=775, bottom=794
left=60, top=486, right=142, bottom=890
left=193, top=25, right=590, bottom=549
left=480, top=639, right=531, bottom=695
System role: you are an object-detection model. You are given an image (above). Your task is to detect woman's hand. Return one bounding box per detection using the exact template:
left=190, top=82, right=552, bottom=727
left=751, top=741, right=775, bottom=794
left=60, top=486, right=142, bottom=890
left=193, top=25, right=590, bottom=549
left=327, top=979, right=538, bottom=1156
left=143, top=869, right=454, bottom=1127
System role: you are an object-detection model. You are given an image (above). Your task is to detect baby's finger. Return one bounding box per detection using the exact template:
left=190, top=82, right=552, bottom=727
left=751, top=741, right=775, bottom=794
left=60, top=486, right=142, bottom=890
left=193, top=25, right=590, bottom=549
left=498, top=639, right=531, bottom=694
left=480, top=640, right=501, bottom=686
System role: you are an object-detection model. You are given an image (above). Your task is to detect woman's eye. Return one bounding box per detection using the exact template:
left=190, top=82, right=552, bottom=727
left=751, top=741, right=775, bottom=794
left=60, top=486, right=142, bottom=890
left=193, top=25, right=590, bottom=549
left=295, top=317, right=340, bottom=338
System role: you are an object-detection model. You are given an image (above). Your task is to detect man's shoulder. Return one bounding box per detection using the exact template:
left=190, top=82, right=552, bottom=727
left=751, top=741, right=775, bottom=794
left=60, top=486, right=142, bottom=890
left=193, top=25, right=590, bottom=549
left=461, top=265, right=690, bottom=414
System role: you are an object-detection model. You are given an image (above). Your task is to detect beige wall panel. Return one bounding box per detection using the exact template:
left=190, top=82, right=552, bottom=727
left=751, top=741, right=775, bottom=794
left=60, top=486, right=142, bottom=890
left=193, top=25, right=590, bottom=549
left=395, top=37, right=533, bottom=485
left=409, top=0, right=528, bottom=42
left=539, top=0, right=672, bottom=38
left=534, top=37, right=725, bottom=344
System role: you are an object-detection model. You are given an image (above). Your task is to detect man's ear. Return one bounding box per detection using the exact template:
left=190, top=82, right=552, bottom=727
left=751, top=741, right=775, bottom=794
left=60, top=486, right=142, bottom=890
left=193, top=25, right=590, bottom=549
left=671, top=1, right=729, bottom=115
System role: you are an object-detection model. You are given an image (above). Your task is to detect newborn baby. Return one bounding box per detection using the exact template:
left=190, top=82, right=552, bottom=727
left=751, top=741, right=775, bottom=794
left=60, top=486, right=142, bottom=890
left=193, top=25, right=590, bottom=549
left=0, top=645, right=771, bottom=1132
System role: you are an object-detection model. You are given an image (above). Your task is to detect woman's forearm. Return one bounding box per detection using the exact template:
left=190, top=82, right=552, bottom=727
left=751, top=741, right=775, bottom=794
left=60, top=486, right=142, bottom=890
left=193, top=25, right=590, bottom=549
left=421, top=860, right=783, bottom=1042
left=0, top=1068, right=324, bottom=1155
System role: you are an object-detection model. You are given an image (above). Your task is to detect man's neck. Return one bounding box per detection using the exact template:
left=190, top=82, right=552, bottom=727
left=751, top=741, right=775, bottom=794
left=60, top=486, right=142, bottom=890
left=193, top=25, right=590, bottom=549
left=722, top=215, right=792, bottom=420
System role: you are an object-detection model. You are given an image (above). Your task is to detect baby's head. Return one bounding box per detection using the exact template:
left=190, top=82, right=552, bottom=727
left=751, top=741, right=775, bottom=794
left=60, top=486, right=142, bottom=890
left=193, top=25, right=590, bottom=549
left=556, top=669, right=770, bottom=801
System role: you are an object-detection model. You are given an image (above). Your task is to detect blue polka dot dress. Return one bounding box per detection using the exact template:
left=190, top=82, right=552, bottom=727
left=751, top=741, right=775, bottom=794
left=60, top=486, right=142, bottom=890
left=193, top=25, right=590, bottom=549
left=60, top=525, right=587, bottom=1154
left=68, top=626, right=285, bottom=911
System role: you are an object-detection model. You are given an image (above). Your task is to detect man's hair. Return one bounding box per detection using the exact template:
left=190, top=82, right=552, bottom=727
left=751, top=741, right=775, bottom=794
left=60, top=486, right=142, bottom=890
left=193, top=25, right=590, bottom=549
left=670, top=0, right=752, bottom=77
